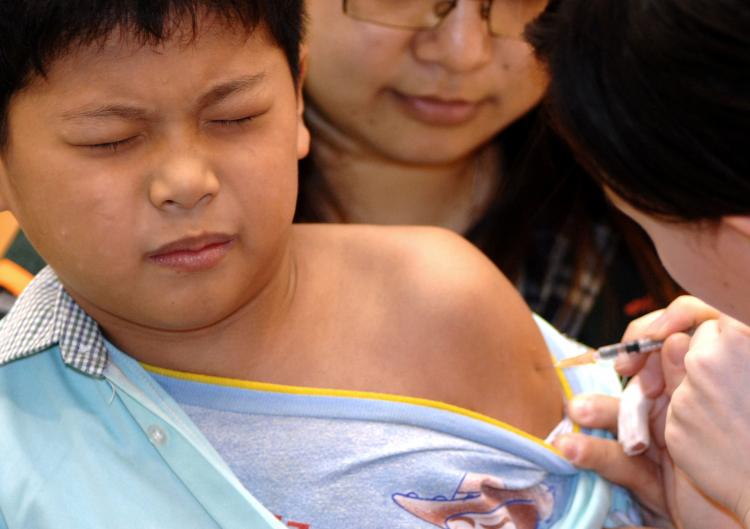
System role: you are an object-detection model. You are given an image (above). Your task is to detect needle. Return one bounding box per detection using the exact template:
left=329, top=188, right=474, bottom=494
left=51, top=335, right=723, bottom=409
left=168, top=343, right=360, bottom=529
left=555, top=338, right=664, bottom=369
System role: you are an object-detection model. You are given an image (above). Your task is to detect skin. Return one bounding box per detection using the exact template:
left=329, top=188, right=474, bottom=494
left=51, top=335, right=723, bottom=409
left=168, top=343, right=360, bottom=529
left=0, top=21, right=309, bottom=336
left=303, top=0, right=547, bottom=230
left=555, top=190, right=750, bottom=528
left=0, top=15, right=562, bottom=437
left=606, top=192, right=750, bottom=324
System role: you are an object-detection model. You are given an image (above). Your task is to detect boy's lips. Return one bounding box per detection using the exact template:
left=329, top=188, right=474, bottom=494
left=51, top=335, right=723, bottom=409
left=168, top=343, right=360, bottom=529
left=392, top=91, right=485, bottom=126
left=147, top=233, right=236, bottom=272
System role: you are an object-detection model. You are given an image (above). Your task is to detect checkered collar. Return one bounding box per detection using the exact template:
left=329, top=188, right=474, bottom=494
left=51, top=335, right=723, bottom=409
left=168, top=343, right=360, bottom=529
left=0, top=267, right=108, bottom=377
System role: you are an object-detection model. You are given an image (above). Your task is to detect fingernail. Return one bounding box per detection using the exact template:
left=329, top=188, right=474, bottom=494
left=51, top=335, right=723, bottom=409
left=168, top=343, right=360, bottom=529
left=568, top=397, right=592, bottom=421
left=556, top=436, right=579, bottom=463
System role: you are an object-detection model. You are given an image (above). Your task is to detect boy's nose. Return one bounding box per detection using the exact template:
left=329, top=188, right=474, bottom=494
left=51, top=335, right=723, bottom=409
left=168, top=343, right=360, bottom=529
left=149, top=153, right=220, bottom=211
left=411, top=0, right=493, bottom=73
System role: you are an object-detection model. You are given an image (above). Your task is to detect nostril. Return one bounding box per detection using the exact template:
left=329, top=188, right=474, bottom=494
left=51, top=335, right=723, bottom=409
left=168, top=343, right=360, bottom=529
left=434, top=0, right=455, bottom=18
left=480, top=0, right=491, bottom=19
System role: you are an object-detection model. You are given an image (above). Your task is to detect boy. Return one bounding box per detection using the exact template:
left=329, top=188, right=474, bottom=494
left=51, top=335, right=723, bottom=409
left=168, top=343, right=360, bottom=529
left=0, top=1, right=638, bottom=528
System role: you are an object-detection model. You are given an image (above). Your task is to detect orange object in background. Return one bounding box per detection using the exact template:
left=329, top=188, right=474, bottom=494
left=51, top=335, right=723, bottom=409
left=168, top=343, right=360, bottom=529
left=0, top=212, right=32, bottom=295
left=0, top=211, right=18, bottom=255
left=0, top=259, right=32, bottom=296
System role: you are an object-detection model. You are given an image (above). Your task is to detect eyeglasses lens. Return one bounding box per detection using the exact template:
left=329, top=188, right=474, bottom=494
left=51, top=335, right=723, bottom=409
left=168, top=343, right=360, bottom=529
left=344, top=0, right=548, bottom=38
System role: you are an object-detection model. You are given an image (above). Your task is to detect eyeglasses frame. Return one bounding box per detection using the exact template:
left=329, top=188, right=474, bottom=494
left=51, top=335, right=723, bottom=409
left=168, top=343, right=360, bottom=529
left=341, top=0, right=523, bottom=39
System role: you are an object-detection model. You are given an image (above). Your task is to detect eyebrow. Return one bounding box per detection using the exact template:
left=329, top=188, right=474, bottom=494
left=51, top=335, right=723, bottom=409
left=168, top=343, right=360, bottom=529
left=196, top=73, right=267, bottom=109
left=62, top=105, right=150, bottom=122
left=61, top=73, right=267, bottom=122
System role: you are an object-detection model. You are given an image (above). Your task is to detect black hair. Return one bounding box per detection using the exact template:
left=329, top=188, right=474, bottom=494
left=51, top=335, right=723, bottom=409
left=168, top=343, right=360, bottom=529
left=0, top=0, right=305, bottom=143
left=527, top=0, right=750, bottom=221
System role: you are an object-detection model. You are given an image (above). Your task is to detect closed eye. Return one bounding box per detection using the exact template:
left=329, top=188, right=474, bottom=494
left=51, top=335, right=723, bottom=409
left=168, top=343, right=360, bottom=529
left=212, top=116, right=257, bottom=127
left=84, top=136, right=138, bottom=153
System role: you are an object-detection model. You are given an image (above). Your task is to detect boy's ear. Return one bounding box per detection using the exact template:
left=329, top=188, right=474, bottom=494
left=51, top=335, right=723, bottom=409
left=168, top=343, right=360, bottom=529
left=296, top=45, right=311, bottom=160
left=724, top=215, right=750, bottom=239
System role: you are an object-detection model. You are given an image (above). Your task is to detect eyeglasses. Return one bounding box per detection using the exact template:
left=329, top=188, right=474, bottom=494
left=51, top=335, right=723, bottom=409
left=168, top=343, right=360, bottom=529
left=342, top=0, right=547, bottom=39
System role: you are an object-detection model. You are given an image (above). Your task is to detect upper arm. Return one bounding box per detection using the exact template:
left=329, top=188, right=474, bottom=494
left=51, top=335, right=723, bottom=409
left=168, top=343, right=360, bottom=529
left=389, top=227, right=566, bottom=436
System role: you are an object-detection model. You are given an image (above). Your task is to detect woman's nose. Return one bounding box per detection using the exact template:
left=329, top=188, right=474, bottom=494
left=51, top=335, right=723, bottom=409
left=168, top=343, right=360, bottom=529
left=412, top=0, right=494, bottom=72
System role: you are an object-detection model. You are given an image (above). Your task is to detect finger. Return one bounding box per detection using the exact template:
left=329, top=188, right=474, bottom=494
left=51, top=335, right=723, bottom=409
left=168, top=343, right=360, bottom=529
left=618, top=310, right=667, bottom=375
left=567, top=394, right=620, bottom=432
left=554, top=434, right=666, bottom=513
left=622, top=309, right=666, bottom=342
left=646, top=295, right=720, bottom=340
left=660, top=332, right=690, bottom=396
left=636, top=353, right=665, bottom=398
left=681, top=320, right=722, bottom=381
left=649, top=394, right=670, bottom=449
left=687, top=318, right=720, bottom=352
left=617, top=296, right=720, bottom=377
left=615, top=348, right=654, bottom=377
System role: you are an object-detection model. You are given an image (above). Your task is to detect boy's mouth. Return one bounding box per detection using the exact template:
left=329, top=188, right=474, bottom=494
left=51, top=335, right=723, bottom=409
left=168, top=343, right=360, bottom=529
left=148, top=234, right=236, bottom=272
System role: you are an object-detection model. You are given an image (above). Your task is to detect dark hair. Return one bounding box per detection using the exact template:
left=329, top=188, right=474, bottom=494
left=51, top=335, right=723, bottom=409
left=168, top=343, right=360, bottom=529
left=0, top=0, right=305, bottom=144
left=527, top=0, right=750, bottom=221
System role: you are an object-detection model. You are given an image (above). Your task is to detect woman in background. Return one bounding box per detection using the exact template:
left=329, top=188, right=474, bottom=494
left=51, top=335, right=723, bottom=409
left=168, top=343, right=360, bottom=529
left=296, top=0, right=679, bottom=346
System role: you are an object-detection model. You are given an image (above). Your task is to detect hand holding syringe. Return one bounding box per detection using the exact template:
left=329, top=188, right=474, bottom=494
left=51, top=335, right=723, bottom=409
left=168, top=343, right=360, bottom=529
left=554, top=307, right=698, bottom=456
left=548, top=297, right=748, bottom=529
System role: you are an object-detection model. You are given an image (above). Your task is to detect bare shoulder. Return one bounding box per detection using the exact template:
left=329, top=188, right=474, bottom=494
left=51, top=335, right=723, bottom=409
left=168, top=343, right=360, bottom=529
left=295, top=223, right=509, bottom=304
left=293, top=224, right=564, bottom=436
left=319, top=224, right=532, bottom=332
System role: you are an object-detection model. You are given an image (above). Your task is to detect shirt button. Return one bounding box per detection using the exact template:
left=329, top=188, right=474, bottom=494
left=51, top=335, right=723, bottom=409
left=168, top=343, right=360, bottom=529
left=147, top=425, right=168, bottom=447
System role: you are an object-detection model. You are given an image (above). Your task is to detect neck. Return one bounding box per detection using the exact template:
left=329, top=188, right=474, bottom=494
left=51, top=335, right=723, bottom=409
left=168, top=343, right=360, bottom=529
left=305, top=105, right=499, bottom=233
left=80, top=246, right=300, bottom=379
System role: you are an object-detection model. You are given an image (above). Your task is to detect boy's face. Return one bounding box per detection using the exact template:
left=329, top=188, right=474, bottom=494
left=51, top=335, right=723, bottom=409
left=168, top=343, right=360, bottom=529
left=0, top=20, right=310, bottom=331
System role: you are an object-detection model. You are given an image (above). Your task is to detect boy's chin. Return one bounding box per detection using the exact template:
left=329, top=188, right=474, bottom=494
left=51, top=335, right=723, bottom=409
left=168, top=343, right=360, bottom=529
left=79, top=292, right=247, bottom=335
left=132, top=302, right=244, bottom=332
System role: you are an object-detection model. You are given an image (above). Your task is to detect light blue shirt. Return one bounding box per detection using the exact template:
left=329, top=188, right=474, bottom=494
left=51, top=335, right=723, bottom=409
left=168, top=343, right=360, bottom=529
left=0, top=268, right=285, bottom=529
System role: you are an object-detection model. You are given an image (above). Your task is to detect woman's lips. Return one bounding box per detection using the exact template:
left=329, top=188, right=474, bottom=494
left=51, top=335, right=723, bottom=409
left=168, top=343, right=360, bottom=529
left=148, top=235, right=236, bottom=273
left=393, top=91, right=484, bottom=126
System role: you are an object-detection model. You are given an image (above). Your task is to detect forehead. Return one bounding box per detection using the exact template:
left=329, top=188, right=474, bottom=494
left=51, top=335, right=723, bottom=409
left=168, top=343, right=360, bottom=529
left=17, top=19, right=280, bottom=107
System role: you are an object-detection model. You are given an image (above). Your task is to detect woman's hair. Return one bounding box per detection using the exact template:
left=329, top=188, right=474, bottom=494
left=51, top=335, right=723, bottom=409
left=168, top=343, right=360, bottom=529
left=527, top=0, right=750, bottom=221
left=0, top=0, right=305, bottom=144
